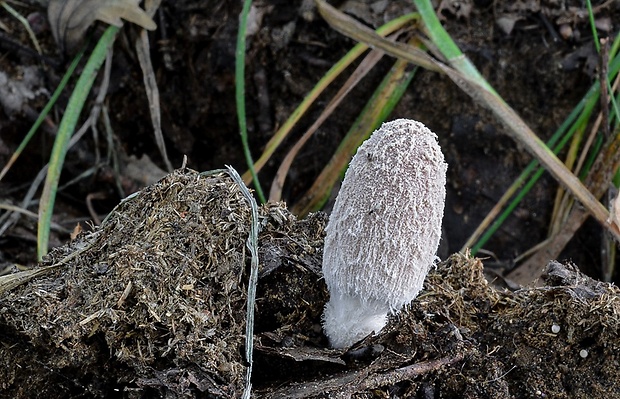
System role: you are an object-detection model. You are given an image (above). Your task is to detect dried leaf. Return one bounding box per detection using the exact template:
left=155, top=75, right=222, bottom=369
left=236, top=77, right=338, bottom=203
left=48, top=0, right=156, bottom=52
left=70, top=222, right=83, bottom=240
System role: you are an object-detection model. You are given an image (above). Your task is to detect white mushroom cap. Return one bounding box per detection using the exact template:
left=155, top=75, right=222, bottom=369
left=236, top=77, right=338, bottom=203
left=322, top=119, right=447, bottom=348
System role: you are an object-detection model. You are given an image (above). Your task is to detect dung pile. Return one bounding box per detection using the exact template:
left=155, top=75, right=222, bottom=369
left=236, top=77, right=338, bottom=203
left=0, top=169, right=253, bottom=398
left=258, top=255, right=620, bottom=398
left=3, top=168, right=620, bottom=399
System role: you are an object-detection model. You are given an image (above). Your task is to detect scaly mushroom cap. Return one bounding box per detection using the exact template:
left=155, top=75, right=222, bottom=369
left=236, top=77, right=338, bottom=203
left=322, top=119, right=447, bottom=348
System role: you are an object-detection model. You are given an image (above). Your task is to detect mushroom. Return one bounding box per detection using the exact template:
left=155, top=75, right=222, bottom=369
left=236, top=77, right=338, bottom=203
left=322, top=119, right=447, bottom=348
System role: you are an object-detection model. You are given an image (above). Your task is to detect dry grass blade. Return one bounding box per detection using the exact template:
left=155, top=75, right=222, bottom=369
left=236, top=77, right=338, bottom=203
left=509, top=125, right=620, bottom=285
left=548, top=108, right=608, bottom=237
left=0, top=240, right=92, bottom=295
left=0, top=203, right=69, bottom=234
left=0, top=265, right=61, bottom=296
left=509, top=63, right=620, bottom=285
left=316, top=0, right=620, bottom=244
left=1, top=1, right=42, bottom=54
left=291, top=53, right=415, bottom=215
left=48, top=0, right=156, bottom=52
left=548, top=70, right=618, bottom=236
left=269, top=47, right=385, bottom=201
left=317, top=1, right=441, bottom=74
left=240, top=12, right=418, bottom=185
left=135, top=0, right=171, bottom=172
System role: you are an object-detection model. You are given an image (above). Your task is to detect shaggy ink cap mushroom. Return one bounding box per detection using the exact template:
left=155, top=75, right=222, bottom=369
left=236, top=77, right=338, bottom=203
left=322, top=119, right=447, bottom=348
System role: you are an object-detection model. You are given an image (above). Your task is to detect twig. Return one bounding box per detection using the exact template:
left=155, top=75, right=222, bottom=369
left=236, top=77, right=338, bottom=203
left=266, top=352, right=465, bottom=398
left=354, top=352, right=465, bottom=392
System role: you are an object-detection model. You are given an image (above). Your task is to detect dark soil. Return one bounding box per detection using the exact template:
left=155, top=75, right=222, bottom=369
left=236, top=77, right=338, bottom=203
left=1, top=0, right=620, bottom=398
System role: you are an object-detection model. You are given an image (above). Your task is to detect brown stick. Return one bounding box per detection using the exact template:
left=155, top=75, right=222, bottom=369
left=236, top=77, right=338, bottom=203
left=264, top=352, right=465, bottom=398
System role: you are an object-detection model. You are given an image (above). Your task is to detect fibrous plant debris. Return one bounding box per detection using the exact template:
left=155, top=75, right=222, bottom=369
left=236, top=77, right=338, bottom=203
left=2, top=169, right=620, bottom=398
left=257, top=254, right=620, bottom=398
left=1, top=168, right=253, bottom=398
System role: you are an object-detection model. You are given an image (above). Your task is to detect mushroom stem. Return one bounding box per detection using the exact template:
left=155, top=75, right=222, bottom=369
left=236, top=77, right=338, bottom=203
left=323, top=290, right=390, bottom=349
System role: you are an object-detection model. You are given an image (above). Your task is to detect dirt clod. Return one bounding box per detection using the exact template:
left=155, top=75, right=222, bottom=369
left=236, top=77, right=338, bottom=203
left=1, top=169, right=252, bottom=398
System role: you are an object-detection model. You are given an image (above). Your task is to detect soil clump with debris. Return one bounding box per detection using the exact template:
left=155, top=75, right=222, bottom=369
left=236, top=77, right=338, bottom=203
left=1, top=169, right=619, bottom=398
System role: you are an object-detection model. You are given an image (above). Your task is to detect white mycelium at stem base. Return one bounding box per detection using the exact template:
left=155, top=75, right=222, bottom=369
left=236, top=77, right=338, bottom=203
left=322, top=119, right=447, bottom=348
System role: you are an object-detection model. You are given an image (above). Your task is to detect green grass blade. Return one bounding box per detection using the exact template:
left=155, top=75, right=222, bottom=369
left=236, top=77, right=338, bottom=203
left=412, top=0, right=495, bottom=94
left=37, top=26, right=119, bottom=260
left=469, top=49, right=620, bottom=254
left=585, top=0, right=620, bottom=128
left=585, top=0, right=600, bottom=52
left=236, top=0, right=266, bottom=203
left=467, top=76, right=600, bottom=253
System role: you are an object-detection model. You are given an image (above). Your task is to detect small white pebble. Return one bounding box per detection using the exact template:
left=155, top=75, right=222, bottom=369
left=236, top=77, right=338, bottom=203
left=551, top=324, right=560, bottom=334
left=579, top=349, right=588, bottom=358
